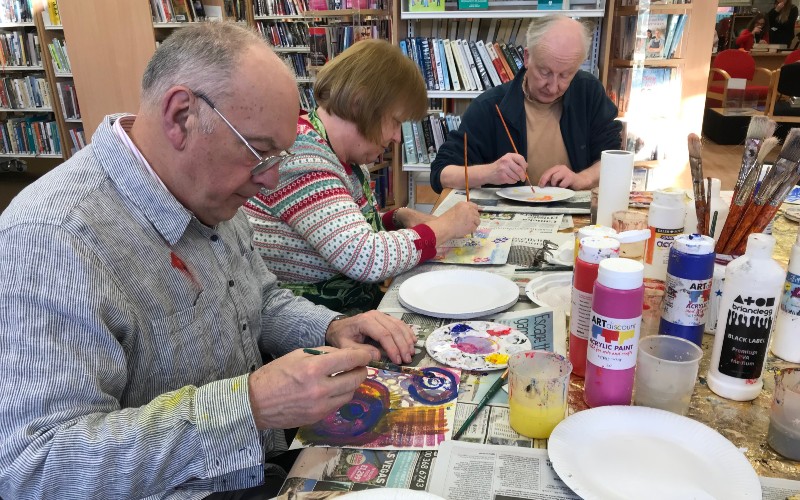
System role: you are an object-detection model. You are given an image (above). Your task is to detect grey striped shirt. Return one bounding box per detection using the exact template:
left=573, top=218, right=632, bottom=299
left=0, top=115, right=338, bottom=499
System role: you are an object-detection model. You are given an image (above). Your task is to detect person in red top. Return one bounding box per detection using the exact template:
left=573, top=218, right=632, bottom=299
left=736, top=14, right=770, bottom=51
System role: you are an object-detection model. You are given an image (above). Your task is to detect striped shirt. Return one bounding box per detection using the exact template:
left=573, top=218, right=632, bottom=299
left=0, top=115, right=338, bottom=499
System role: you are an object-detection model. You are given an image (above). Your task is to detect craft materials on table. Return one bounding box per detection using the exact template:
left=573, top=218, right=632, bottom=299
left=595, top=149, right=634, bottom=227
left=291, top=366, right=460, bottom=450
left=452, top=368, right=508, bottom=440
left=707, top=233, right=784, bottom=401
left=704, top=259, right=728, bottom=334
left=433, top=187, right=591, bottom=216
left=644, top=188, right=686, bottom=284
left=425, top=321, right=531, bottom=371
left=496, top=186, right=574, bottom=204
left=584, top=258, right=644, bottom=408
left=548, top=406, right=762, bottom=500
left=397, top=270, right=519, bottom=319
left=507, top=350, right=572, bottom=439
left=688, top=133, right=708, bottom=235
left=658, top=234, right=716, bottom=346
left=785, top=206, right=800, bottom=223
left=633, top=335, right=704, bottom=416
left=769, top=228, right=800, bottom=362
left=569, top=236, right=621, bottom=378
left=433, top=227, right=512, bottom=265
left=525, top=272, right=574, bottom=312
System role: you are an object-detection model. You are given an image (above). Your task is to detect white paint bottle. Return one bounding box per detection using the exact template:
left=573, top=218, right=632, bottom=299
left=707, top=233, right=785, bottom=401
left=771, top=228, right=800, bottom=362
left=644, top=188, right=686, bottom=284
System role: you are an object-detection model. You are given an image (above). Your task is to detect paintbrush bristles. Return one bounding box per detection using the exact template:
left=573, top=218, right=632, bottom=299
left=687, top=133, right=702, bottom=159
left=756, top=137, right=780, bottom=166
left=778, top=128, right=800, bottom=163
left=745, top=115, right=777, bottom=141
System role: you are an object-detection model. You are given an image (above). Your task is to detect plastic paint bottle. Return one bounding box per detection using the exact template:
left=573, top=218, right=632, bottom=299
left=707, top=234, right=784, bottom=401
left=573, top=225, right=617, bottom=263
left=704, top=260, right=728, bottom=335
left=584, top=258, right=645, bottom=407
left=771, top=229, right=800, bottom=363
left=569, top=236, right=620, bottom=378
left=644, top=189, right=686, bottom=283
left=707, top=178, right=729, bottom=242
left=659, top=234, right=716, bottom=346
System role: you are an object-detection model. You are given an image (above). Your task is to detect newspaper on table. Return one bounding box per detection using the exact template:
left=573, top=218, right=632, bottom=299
left=434, top=188, right=591, bottom=215
left=428, top=441, right=580, bottom=500
left=760, top=476, right=800, bottom=500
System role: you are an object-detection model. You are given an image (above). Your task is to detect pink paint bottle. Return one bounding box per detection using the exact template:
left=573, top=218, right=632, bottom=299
left=584, top=258, right=645, bottom=407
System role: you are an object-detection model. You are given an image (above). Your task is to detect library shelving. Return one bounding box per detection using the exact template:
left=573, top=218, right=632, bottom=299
left=396, top=1, right=606, bottom=207
left=599, top=0, right=716, bottom=189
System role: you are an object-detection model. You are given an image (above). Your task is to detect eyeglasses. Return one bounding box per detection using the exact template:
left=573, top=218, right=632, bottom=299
left=194, top=92, right=292, bottom=176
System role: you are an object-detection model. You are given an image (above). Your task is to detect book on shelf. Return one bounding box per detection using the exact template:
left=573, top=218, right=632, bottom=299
left=401, top=113, right=461, bottom=165
left=39, top=0, right=60, bottom=26
left=538, top=0, right=564, bottom=10
left=68, top=127, right=85, bottom=152
left=458, top=0, right=488, bottom=10
left=408, top=0, right=444, bottom=13
left=0, top=76, right=51, bottom=110
left=644, top=14, right=668, bottom=58
left=0, top=0, right=32, bottom=23
left=0, top=31, right=40, bottom=67
left=0, top=115, right=60, bottom=156
left=47, top=38, right=70, bottom=73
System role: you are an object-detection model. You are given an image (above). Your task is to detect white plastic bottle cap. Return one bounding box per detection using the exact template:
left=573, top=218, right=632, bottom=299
left=577, top=225, right=617, bottom=240
left=652, top=188, right=686, bottom=208
left=673, top=234, right=715, bottom=255
left=597, top=258, right=644, bottom=290
left=578, top=236, right=620, bottom=264
left=745, top=233, right=776, bottom=259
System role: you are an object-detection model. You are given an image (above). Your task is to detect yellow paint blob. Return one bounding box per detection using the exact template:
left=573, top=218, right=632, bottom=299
left=509, top=398, right=566, bottom=439
left=485, top=353, right=509, bottom=365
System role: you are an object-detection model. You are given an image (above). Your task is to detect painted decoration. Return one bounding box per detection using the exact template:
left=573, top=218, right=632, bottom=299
left=433, top=227, right=512, bottom=265
left=291, top=366, right=460, bottom=450
left=425, top=321, right=532, bottom=371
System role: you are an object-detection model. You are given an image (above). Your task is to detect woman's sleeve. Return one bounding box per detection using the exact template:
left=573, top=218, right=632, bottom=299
left=264, top=166, right=433, bottom=283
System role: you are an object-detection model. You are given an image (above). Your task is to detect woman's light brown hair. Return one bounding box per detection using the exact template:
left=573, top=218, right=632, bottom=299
left=313, top=39, right=427, bottom=144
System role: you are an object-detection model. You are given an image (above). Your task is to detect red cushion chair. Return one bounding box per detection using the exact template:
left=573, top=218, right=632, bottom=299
left=706, top=49, right=773, bottom=108
left=784, top=49, right=800, bottom=65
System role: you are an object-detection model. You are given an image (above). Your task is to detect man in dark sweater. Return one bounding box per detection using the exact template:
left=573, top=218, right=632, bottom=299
left=430, top=15, right=622, bottom=193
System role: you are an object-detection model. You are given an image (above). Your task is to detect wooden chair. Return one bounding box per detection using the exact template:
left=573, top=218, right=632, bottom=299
left=766, top=63, right=800, bottom=124
left=706, top=49, right=773, bottom=109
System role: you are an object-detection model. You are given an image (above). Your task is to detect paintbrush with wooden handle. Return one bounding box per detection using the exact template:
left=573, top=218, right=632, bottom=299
left=688, top=134, right=707, bottom=235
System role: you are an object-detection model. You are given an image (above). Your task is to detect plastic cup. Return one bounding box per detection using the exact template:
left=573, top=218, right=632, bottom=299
left=633, top=335, right=703, bottom=415
left=508, top=350, right=572, bottom=439
left=767, top=368, right=800, bottom=460
left=612, top=210, right=648, bottom=261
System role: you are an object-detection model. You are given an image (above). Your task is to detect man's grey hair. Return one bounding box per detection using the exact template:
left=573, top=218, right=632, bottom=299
left=525, top=14, right=592, bottom=61
left=140, top=22, right=270, bottom=131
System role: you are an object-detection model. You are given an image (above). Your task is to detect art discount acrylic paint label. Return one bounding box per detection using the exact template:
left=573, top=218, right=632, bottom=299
left=569, top=288, right=593, bottom=340
left=719, top=294, right=776, bottom=379
left=587, top=312, right=641, bottom=370
left=781, top=271, right=800, bottom=317
left=661, top=274, right=713, bottom=326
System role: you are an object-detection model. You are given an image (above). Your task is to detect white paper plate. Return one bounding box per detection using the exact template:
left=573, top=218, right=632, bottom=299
left=339, top=489, right=444, bottom=499
left=548, top=406, right=761, bottom=500
left=398, top=270, right=518, bottom=319
left=425, top=321, right=531, bottom=370
left=525, top=272, right=573, bottom=316
left=497, top=186, right=575, bottom=203
left=784, top=206, right=800, bottom=223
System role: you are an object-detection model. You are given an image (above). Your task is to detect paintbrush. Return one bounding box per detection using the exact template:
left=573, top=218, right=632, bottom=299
left=495, top=104, right=535, bottom=195
left=735, top=116, right=777, bottom=192
left=705, top=176, right=712, bottom=238
left=453, top=368, right=508, bottom=440
left=464, top=133, right=470, bottom=202
left=303, top=348, right=427, bottom=377
left=715, top=136, right=779, bottom=253
left=688, top=134, right=707, bottom=235
left=727, top=129, right=800, bottom=255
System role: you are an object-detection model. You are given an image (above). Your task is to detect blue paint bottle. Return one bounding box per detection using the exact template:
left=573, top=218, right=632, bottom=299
left=658, top=234, right=715, bottom=346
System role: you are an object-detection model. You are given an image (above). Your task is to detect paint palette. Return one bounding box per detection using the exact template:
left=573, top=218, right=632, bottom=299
left=425, top=321, right=532, bottom=371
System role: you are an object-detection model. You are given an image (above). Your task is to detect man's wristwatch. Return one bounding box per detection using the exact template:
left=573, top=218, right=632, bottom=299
left=328, top=314, right=347, bottom=328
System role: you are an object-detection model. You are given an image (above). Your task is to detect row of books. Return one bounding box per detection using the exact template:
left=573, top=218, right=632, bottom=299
left=0, top=31, right=40, bottom=68
left=618, top=0, right=691, bottom=5
left=607, top=66, right=679, bottom=116
left=55, top=80, right=79, bottom=119
left=612, top=14, right=686, bottom=60
left=308, top=21, right=390, bottom=65
left=0, top=76, right=52, bottom=110
left=280, top=53, right=311, bottom=78
left=0, top=0, right=32, bottom=24
left=254, top=0, right=388, bottom=16
left=0, top=116, right=61, bottom=156
left=299, top=84, right=316, bottom=110
left=402, top=37, right=524, bottom=92
left=369, top=164, right=393, bottom=209
left=401, top=113, right=461, bottom=165
left=256, top=20, right=310, bottom=48
left=149, top=0, right=247, bottom=23
left=67, top=126, right=85, bottom=152
left=412, top=18, right=528, bottom=47
left=47, top=38, right=70, bottom=73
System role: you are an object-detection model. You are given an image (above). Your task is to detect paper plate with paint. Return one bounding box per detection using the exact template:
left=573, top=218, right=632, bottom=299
left=548, top=406, right=761, bottom=500
left=497, top=186, right=575, bottom=204
left=525, top=272, right=573, bottom=316
left=784, top=206, right=800, bottom=223
left=425, top=321, right=532, bottom=371
left=398, top=270, right=519, bottom=319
